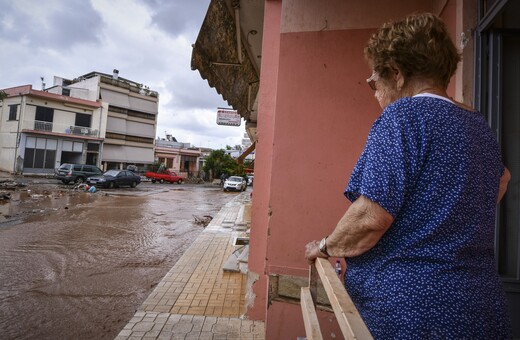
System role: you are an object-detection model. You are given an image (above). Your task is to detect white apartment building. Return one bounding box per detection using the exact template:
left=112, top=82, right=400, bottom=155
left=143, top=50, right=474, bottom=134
left=56, top=70, right=159, bottom=171
left=0, top=85, right=104, bottom=174
left=0, top=70, right=159, bottom=174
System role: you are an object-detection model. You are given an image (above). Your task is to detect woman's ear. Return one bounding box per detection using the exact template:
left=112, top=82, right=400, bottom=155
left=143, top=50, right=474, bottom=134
left=392, top=65, right=405, bottom=91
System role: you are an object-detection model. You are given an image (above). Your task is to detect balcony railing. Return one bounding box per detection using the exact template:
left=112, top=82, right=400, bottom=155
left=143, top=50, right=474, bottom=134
left=24, top=120, right=99, bottom=138
left=34, top=120, right=53, bottom=132
left=301, top=258, right=372, bottom=340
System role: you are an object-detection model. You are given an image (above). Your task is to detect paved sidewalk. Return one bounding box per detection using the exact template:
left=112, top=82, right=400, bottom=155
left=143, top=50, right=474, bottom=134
left=115, top=192, right=264, bottom=339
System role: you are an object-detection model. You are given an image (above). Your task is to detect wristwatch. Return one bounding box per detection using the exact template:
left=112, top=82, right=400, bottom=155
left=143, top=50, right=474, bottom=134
left=319, top=236, right=330, bottom=257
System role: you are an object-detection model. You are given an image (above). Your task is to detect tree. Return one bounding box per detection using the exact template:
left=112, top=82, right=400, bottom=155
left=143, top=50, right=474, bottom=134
left=203, top=149, right=239, bottom=178
left=0, top=90, right=7, bottom=101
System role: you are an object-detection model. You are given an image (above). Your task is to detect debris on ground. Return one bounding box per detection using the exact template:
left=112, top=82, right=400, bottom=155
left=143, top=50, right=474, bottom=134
left=71, top=183, right=89, bottom=191
left=1, top=191, right=11, bottom=200
left=0, top=179, right=26, bottom=190
left=192, top=215, right=213, bottom=227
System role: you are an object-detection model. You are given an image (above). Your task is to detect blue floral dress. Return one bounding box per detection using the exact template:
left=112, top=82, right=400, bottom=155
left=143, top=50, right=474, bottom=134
left=344, top=96, right=511, bottom=339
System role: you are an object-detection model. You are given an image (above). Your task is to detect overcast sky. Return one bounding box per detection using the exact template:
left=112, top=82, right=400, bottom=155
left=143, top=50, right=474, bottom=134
left=0, top=0, right=246, bottom=149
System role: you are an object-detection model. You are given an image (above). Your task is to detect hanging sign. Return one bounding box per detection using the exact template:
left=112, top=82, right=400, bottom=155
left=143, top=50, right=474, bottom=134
left=216, top=109, right=241, bottom=126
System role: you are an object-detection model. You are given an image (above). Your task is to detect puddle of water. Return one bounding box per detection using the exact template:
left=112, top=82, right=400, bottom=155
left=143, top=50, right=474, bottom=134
left=0, top=184, right=232, bottom=340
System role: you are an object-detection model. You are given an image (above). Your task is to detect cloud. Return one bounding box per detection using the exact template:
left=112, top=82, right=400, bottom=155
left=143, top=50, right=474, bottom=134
left=0, top=0, right=245, bottom=149
left=0, top=0, right=102, bottom=49
left=139, top=0, right=209, bottom=41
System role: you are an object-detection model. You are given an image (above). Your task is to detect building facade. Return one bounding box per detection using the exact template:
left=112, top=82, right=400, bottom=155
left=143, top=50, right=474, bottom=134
left=192, top=0, right=520, bottom=338
left=0, top=85, right=103, bottom=174
left=59, top=71, right=159, bottom=171
left=1, top=70, right=159, bottom=175
left=154, top=138, right=202, bottom=177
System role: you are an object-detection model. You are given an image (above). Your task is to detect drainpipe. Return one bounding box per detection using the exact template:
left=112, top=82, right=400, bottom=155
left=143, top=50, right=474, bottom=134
left=232, top=0, right=243, bottom=64
left=13, top=96, right=25, bottom=174
left=98, top=104, right=104, bottom=168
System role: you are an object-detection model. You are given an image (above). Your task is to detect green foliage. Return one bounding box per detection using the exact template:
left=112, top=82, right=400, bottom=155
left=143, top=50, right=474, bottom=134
left=243, top=159, right=254, bottom=169
left=0, top=90, right=7, bottom=101
left=150, top=160, right=165, bottom=173
left=203, top=149, right=240, bottom=177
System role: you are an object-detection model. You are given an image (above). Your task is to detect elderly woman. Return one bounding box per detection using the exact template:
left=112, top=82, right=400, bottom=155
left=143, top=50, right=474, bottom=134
left=305, top=13, right=512, bottom=338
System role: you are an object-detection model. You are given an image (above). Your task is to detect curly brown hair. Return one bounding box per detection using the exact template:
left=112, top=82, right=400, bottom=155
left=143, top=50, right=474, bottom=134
left=364, top=13, right=461, bottom=88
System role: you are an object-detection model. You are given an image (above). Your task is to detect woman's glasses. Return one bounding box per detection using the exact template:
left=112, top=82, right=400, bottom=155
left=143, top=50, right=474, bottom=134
left=366, top=72, right=378, bottom=91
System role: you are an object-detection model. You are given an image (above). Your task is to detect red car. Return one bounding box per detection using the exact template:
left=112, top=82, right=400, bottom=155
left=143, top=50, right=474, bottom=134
left=145, top=170, right=184, bottom=184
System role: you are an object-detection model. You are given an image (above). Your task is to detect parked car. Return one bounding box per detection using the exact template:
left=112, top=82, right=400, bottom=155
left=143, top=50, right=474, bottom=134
left=145, top=170, right=184, bottom=184
left=87, top=169, right=141, bottom=189
left=223, top=176, right=247, bottom=192
left=55, top=163, right=103, bottom=184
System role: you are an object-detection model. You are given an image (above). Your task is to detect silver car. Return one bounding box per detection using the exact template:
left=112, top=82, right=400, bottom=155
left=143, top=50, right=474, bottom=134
left=223, top=176, right=247, bottom=192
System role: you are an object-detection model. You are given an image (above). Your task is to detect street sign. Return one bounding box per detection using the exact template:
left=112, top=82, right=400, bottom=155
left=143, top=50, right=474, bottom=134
left=216, top=109, right=241, bottom=126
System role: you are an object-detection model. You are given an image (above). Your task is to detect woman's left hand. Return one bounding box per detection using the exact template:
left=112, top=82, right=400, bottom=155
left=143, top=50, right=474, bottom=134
left=305, top=241, right=328, bottom=264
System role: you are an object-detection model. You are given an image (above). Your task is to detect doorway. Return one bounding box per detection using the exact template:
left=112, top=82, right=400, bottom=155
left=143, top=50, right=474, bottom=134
left=476, top=0, right=520, bottom=335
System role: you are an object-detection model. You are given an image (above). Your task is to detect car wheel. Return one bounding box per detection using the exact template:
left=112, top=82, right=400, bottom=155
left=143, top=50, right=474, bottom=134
left=131, top=181, right=137, bottom=188
left=108, top=182, right=115, bottom=189
left=62, top=180, right=70, bottom=184
left=159, top=179, right=164, bottom=184
left=75, top=177, right=85, bottom=184
left=151, top=179, right=156, bottom=183
left=177, top=179, right=183, bottom=184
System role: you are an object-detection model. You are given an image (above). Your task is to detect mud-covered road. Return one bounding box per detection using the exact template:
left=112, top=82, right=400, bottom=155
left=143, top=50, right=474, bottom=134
left=0, top=180, right=233, bottom=340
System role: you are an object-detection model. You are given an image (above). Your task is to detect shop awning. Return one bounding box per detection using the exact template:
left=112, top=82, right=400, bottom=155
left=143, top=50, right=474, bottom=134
left=103, top=145, right=154, bottom=163
left=190, top=0, right=259, bottom=120
left=156, top=153, right=176, bottom=158
left=100, top=89, right=158, bottom=114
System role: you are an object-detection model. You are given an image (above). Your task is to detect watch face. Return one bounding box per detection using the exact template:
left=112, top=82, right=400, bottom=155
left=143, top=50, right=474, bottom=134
left=319, top=238, right=327, bottom=253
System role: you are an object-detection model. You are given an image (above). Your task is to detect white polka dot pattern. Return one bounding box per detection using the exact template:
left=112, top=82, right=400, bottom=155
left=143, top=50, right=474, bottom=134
left=344, top=97, right=511, bottom=339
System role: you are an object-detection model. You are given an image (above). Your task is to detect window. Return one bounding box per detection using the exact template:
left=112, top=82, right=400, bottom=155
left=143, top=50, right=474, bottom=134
left=62, top=140, right=84, bottom=153
left=105, top=132, right=154, bottom=144
left=75, top=113, right=91, bottom=127
left=23, top=137, right=57, bottom=169
left=35, top=106, right=54, bottom=122
left=62, top=88, right=70, bottom=96
left=8, top=105, right=18, bottom=121
left=127, top=109, right=155, bottom=120
left=87, top=143, right=100, bottom=151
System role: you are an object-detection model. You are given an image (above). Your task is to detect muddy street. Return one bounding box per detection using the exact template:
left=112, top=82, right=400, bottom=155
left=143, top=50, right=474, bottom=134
left=0, top=181, right=233, bottom=340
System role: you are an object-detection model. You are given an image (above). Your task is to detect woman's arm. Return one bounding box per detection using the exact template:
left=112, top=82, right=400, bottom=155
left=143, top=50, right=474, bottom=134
left=305, top=195, right=394, bottom=263
left=497, top=167, right=511, bottom=203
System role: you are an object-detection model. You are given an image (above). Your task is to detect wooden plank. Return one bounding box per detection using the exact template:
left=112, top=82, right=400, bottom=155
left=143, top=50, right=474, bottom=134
left=300, top=287, right=324, bottom=340
left=315, top=258, right=373, bottom=340
left=309, top=262, right=319, bottom=307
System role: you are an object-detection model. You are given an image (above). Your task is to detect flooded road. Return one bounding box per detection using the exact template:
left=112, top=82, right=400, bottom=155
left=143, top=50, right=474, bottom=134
left=0, top=182, right=232, bottom=340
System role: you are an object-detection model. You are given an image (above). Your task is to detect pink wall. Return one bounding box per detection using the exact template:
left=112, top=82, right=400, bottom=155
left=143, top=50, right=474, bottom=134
left=439, top=0, right=458, bottom=98
left=247, top=0, right=282, bottom=321
left=266, top=301, right=343, bottom=339
left=267, top=27, right=380, bottom=275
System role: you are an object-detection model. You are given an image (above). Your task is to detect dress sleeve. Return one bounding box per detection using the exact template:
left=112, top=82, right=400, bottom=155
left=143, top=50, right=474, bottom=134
left=345, top=103, right=423, bottom=218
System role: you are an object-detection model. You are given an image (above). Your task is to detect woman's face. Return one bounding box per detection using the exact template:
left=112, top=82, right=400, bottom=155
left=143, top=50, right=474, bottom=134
left=367, top=71, right=400, bottom=109
left=374, top=81, right=398, bottom=109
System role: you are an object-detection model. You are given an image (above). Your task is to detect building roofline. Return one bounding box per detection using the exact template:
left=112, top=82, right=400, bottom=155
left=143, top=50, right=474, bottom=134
left=2, top=84, right=101, bottom=108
